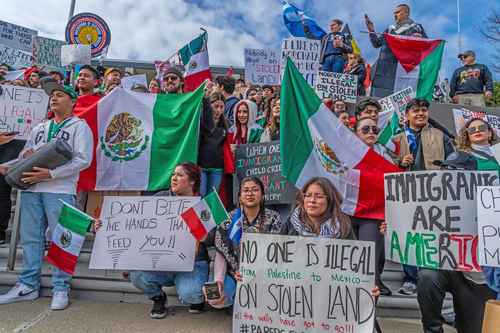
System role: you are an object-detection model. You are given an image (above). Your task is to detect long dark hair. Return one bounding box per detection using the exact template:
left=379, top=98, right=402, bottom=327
left=209, top=92, right=229, bottom=129
left=238, top=176, right=267, bottom=229
left=176, top=162, right=201, bottom=195
left=296, top=177, right=351, bottom=238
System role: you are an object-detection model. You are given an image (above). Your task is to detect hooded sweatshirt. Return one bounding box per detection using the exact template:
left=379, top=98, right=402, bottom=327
left=223, top=99, right=263, bottom=173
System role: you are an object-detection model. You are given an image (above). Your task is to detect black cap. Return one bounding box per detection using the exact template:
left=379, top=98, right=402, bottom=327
left=458, top=50, right=475, bottom=59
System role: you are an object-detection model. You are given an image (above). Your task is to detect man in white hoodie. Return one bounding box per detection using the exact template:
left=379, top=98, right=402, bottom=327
left=0, top=78, right=93, bottom=310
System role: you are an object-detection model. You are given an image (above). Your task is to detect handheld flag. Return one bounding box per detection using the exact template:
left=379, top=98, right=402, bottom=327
left=178, top=32, right=212, bottom=92
left=181, top=191, right=229, bottom=241
left=282, top=1, right=326, bottom=39
left=228, top=208, right=242, bottom=244
left=46, top=201, right=93, bottom=275
left=341, top=24, right=361, bottom=55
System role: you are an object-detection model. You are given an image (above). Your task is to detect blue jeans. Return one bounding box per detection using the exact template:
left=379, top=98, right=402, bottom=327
left=19, top=192, right=75, bottom=292
left=403, top=264, right=418, bottom=284
left=321, top=54, right=345, bottom=73
left=222, top=275, right=237, bottom=306
left=130, top=260, right=209, bottom=304
left=200, top=169, right=223, bottom=197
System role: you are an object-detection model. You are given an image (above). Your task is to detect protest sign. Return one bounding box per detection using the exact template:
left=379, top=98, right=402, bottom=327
left=493, top=144, right=500, bottom=164
left=3, top=70, right=24, bottom=81
left=452, top=108, right=500, bottom=136
left=0, top=85, right=49, bottom=139
left=385, top=170, right=499, bottom=272
left=233, top=233, right=376, bottom=333
left=89, top=196, right=197, bottom=271
left=0, top=20, right=37, bottom=53
left=281, top=37, right=320, bottom=87
left=33, top=36, right=66, bottom=67
left=315, top=71, right=357, bottom=103
left=477, top=186, right=500, bottom=267
left=244, top=48, right=281, bottom=85
left=378, top=87, right=415, bottom=115
left=121, top=74, right=148, bottom=90
left=0, top=45, right=32, bottom=69
left=234, top=141, right=296, bottom=204
left=61, top=44, right=91, bottom=66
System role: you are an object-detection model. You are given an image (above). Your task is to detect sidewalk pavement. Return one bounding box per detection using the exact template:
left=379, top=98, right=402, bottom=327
left=0, top=298, right=457, bottom=333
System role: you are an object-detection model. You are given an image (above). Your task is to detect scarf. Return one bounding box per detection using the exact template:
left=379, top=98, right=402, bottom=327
left=289, top=207, right=340, bottom=238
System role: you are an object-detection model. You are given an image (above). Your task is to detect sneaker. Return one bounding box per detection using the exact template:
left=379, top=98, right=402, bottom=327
left=50, top=291, right=69, bottom=310
left=0, top=283, right=39, bottom=304
left=150, top=292, right=167, bottom=319
left=398, top=281, right=417, bottom=295
left=188, top=302, right=205, bottom=314
left=378, top=281, right=392, bottom=296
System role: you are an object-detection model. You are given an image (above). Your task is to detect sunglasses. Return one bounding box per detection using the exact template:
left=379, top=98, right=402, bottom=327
left=466, top=124, right=488, bottom=134
left=359, top=126, right=379, bottom=135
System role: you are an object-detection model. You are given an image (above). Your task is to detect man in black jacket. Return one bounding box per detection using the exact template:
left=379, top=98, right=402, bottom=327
left=450, top=50, right=493, bottom=107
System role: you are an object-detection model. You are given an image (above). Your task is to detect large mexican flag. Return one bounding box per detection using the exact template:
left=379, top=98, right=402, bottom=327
left=280, top=58, right=401, bottom=219
left=384, top=33, right=445, bottom=101
left=78, top=85, right=204, bottom=191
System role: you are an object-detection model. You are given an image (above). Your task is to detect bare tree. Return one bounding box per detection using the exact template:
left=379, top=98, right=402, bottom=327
left=482, top=9, right=500, bottom=73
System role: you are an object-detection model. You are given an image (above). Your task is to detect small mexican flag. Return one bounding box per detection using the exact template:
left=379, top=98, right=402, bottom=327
left=46, top=201, right=93, bottom=275
left=181, top=191, right=229, bottom=241
left=384, top=34, right=445, bottom=101
left=377, top=110, right=401, bottom=154
left=179, top=32, right=212, bottom=92
left=280, top=58, right=401, bottom=219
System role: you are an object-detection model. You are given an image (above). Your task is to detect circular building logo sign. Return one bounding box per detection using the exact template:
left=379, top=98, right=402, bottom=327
left=65, top=12, right=111, bottom=58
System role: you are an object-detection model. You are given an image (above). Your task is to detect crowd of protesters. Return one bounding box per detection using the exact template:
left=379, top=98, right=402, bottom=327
left=0, top=3, right=498, bottom=333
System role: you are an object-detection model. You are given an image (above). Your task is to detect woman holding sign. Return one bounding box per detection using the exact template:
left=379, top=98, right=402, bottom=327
left=130, top=162, right=211, bottom=319
left=416, top=118, right=499, bottom=333
left=207, top=176, right=282, bottom=310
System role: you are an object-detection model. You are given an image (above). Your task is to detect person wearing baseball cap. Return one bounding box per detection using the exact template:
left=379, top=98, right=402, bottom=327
left=0, top=77, right=92, bottom=310
left=103, top=67, right=123, bottom=92
left=162, top=66, right=184, bottom=94
left=450, top=49, right=493, bottom=107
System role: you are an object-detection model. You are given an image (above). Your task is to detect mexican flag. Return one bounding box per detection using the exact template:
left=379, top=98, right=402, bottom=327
left=377, top=110, right=401, bottom=154
left=384, top=33, right=445, bottom=101
left=46, top=201, right=92, bottom=275
left=77, top=85, right=204, bottom=191
left=181, top=191, right=229, bottom=241
left=280, top=58, right=401, bottom=219
left=179, top=32, right=212, bottom=92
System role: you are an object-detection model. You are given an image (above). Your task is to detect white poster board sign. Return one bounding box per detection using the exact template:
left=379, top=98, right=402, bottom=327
left=315, top=71, right=357, bottom=103
left=477, top=186, right=500, bottom=267
left=385, top=170, right=499, bottom=272
left=244, top=48, right=281, bottom=85
left=0, top=85, right=49, bottom=139
left=121, top=74, right=148, bottom=90
left=233, top=233, right=376, bottom=333
left=0, top=20, right=37, bottom=53
left=0, top=45, right=32, bottom=69
left=90, top=196, right=198, bottom=271
left=61, top=44, right=91, bottom=66
left=378, top=87, right=415, bottom=115
left=281, top=37, right=320, bottom=87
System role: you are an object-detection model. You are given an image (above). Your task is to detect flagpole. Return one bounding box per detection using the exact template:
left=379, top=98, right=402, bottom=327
left=457, top=0, right=462, bottom=52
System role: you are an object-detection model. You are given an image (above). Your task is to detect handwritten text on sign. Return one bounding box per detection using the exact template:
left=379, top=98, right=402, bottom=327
left=281, top=38, right=320, bottom=87
left=385, top=171, right=499, bottom=272
left=0, top=85, right=49, bottom=139
left=0, top=20, right=37, bottom=53
left=245, top=48, right=281, bottom=86
left=0, top=45, right=32, bottom=69
left=233, top=233, right=375, bottom=333
left=477, top=186, right=500, bottom=267
left=378, top=87, right=415, bottom=116
left=33, top=36, right=66, bottom=67
left=315, top=71, right=357, bottom=104
left=89, top=196, right=197, bottom=271
left=234, top=141, right=296, bottom=204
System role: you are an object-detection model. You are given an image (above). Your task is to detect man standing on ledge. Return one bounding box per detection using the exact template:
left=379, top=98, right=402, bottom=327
left=366, top=4, right=427, bottom=98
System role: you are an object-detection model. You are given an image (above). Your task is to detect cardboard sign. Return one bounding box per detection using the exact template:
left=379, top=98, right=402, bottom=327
left=0, top=45, right=32, bottom=69
left=477, top=186, right=500, bottom=267
left=244, top=48, right=281, bottom=85
left=0, top=20, right=37, bottom=53
left=315, top=71, right=357, bottom=103
left=452, top=108, right=500, bottom=136
left=61, top=44, right=91, bottom=66
left=233, top=233, right=376, bottom=333
left=234, top=141, right=296, bottom=204
left=33, top=36, right=66, bottom=67
left=89, top=196, right=198, bottom=271
left=121, top=74, right=148, bottom=91
left=0, top=85, right=49, bottom=139
left=385, top=170, right=499, bottom=272
left=378, top=87, right=415, bottom=116
left=281, top=37, right=320, bottom=87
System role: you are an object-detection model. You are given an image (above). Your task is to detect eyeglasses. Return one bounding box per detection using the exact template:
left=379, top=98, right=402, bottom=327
left=242, top=188, right=260, bottom=194
left=164, top=75, right=179, bottom=81
left=467, top=124, right=488, bottom=134
left=359, top=126, right=379, bottom=135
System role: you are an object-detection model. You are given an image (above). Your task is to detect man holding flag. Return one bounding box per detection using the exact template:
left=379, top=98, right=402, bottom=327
left=0, top=78, right=93, bottom=310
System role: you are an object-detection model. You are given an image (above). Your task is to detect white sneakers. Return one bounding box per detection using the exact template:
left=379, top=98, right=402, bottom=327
left=50, top=291, right=69, bottom=310
left=0, top=283, right=39, bottom=304
left=0, top=283, right=69, bottom=310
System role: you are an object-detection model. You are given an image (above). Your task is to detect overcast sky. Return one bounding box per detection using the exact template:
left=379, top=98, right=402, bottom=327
left=2, top=0, right=498, bottom=79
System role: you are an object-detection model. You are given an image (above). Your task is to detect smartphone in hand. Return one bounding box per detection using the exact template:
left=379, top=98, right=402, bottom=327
left=204, top=282, right=221, bottom=300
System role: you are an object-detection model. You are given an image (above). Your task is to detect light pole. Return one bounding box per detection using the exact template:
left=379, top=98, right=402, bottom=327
left=457, top=0, right=462, bottom=52
left=68, top=0, right=76, bottom=21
